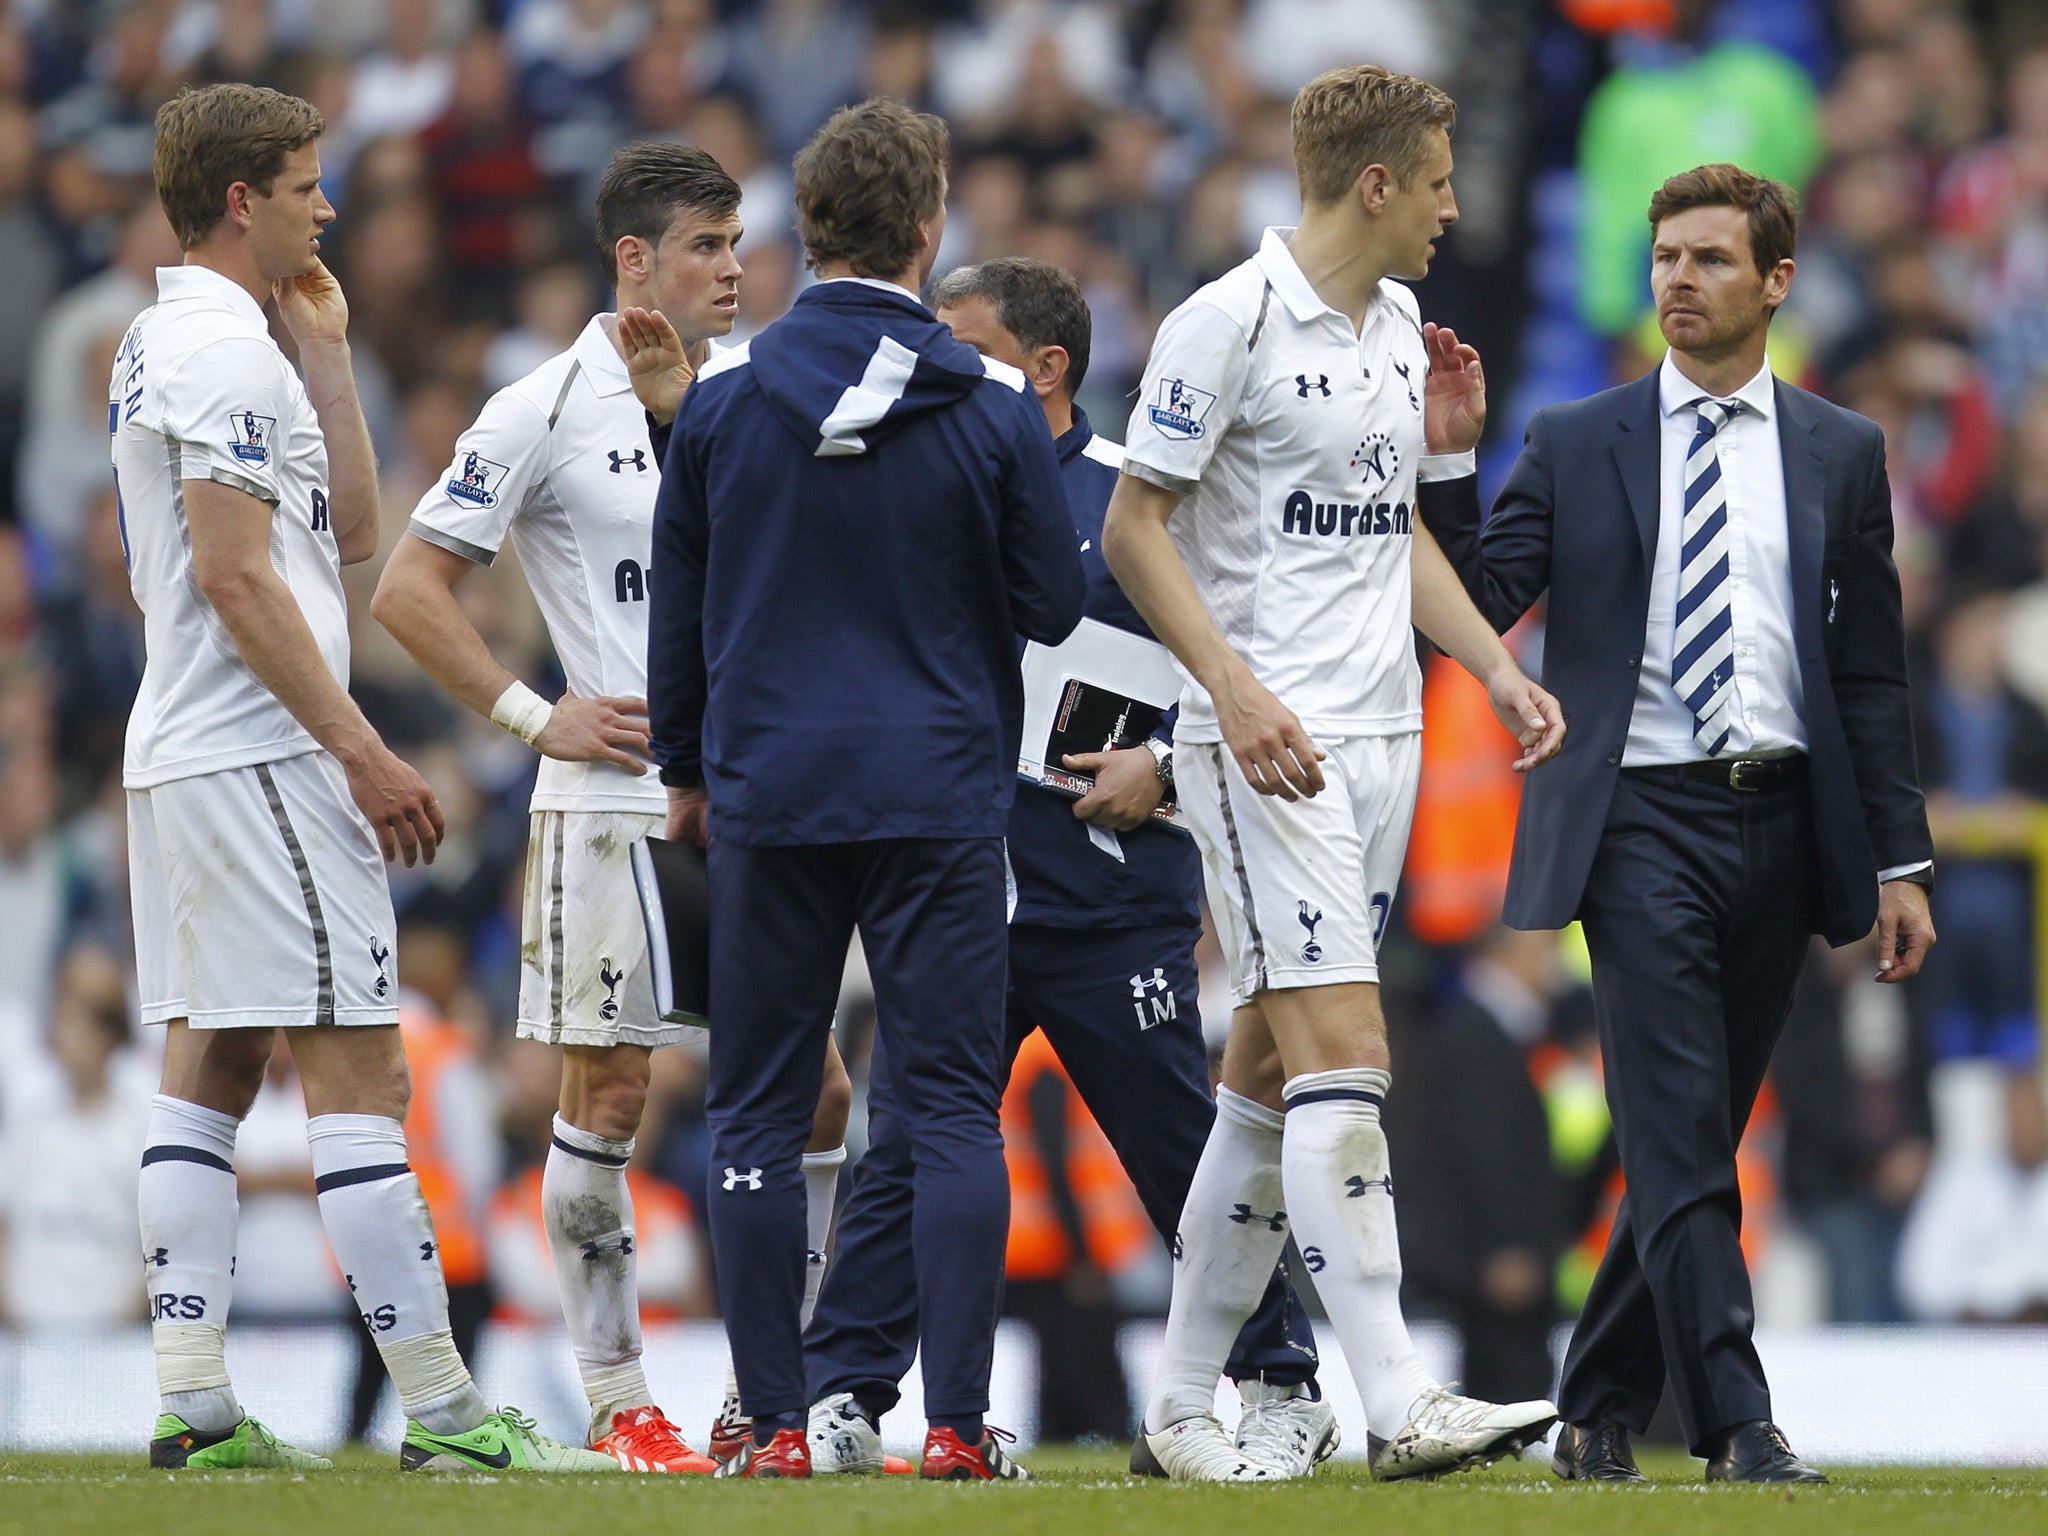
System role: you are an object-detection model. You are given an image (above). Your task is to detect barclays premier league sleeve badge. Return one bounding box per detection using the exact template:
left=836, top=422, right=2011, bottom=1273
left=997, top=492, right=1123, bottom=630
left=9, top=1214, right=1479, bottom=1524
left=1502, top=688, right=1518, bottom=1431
left=228, top=410, right=277, bottom=465
left=1148, top=377, right=1216, bottom=440
left=445, top=447, right=510, bottom=508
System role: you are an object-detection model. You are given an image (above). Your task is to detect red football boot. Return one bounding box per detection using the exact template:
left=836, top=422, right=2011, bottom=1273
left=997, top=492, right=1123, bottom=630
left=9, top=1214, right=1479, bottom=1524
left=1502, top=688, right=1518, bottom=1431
left=706, top=1392, right=751, bottom=1469
left=919, top=1425, right=1031, bottom=1481
left=590, top=1406, right=719, bottom=1473
left=715, top=1427, right=813, bottom=1478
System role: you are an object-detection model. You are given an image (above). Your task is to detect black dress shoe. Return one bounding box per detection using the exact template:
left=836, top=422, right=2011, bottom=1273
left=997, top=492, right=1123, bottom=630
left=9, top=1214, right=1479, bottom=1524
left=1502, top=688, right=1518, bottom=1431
left=1704, top=1421, right=1827, bottom=1484
left=1552, top=1420, right=1647, bottom=1482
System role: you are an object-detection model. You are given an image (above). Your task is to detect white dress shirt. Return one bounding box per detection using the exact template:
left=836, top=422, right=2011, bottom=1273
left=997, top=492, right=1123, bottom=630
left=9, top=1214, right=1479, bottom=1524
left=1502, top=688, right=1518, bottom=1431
left=1624, top=353, right=1807, bottom=767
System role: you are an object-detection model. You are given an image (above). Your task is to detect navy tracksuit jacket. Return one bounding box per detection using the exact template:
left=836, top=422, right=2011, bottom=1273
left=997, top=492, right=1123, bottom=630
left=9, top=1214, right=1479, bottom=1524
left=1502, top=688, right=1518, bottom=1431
left=804, top=409, right=1321, bottom=1424
left=647, top=279, right=1085, bottom=1430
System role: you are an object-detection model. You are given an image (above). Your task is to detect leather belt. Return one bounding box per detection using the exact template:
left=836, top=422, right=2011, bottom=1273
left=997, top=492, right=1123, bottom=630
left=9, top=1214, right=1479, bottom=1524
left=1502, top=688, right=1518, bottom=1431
left=1674, top=754, right=1808, bottom=793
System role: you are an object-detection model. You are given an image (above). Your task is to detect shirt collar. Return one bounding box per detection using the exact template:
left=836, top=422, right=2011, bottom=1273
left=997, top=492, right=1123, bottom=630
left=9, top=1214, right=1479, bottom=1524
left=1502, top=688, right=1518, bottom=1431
left=815, top=274, right=931, bottom=310
left=575, top=314, right=636, bottom=397
left=155, top=264, right=269, bottom=329
left=1252, top=227, right=1344, bottom=325
left=1054, top=404, right=1092, bottom=464
left=1657, top=351, right=1778, bottom=422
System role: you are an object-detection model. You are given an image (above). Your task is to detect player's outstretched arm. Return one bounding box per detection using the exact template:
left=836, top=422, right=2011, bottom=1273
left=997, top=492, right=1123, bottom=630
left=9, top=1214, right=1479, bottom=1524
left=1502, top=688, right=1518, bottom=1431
left=187, top=477, right=443, bottom=864
left=617, top=306, right=697, bottom=427
left=1102, top=471, right=1326, bottom=800
left=275, top=260, right=380, bottom=564
left=1412, top=521, right=1565, bottom=771
left=370, top=535, right=651, bottom=772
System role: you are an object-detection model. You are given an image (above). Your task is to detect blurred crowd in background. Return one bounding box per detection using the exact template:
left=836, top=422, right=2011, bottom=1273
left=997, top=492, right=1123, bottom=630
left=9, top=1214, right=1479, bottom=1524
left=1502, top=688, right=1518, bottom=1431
left=4, top=0, right=2048, bottom=1441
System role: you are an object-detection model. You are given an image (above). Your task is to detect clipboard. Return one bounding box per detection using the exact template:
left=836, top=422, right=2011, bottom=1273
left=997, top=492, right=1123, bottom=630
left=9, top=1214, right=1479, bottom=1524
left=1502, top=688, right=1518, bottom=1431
left=629, top=835, right=711, bottom=1026
left=1018, top=617, right=1188, bottom=833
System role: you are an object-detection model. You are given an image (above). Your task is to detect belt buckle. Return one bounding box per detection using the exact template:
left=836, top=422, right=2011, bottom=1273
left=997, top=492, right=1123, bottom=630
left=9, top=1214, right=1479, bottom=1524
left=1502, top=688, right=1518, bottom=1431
left=1727, top=759, right=1764, bottom=793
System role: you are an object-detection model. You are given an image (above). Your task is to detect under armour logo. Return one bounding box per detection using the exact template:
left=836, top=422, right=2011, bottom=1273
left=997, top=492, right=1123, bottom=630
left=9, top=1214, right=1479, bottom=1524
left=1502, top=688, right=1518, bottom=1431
left=1129, top=967, right=1171, bottom=998
left=723, top=1166, right=763, bottom=1192
left=1298, top=901, right=1324, bottom=964
left=1228, top=1204, right=1287, bottom=1232
left=147, top=1247, right=169, bottom=1267
left=805, top=1248, right=826, bottom=1268
left=1302, top=1245, right=1326, bottom=1274
left=1296, top=374, right=1331, bottom=398
left=418, top=1239, right=437, bottom=1260
left=609, top=448, right=647, bottom=474
left=599, top=959, right=624, bottom=1022
left=346, top=1274, right=357, bottom=1293
left=580, top=1235, right=635, bottom=1261
left=1828, top=578, right=1840, bottom=624
left=1345, top=1173, right=1394, bottom=1199
left=1171, top=1231, right=1184, bottom=1260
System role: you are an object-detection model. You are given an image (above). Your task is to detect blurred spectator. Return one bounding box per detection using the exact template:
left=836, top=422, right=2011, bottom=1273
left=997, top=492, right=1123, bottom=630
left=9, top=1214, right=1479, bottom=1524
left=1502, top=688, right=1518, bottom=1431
left=1575, top=0, right=1821, bottom=335
left=420, top=25, right=548, bottom=316
left=41, top=487, right=146, bottom=780
left=1238, top=0, right=1440, bottom=99
left=0, top=943, right=151, bottom=1331
left=1385, top=926, right=1568, bottom=1406
left=724, top=0, right=867, bottom=161
left=344, top=0, right=456, bottom=144
left=231, top=1048, right=343, bottom=1320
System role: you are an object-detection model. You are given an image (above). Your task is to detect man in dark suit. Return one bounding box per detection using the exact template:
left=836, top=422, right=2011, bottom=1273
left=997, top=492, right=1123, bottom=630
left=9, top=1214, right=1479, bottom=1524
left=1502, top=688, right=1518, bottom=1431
left=1419, top=164, right=1936, bottom=1484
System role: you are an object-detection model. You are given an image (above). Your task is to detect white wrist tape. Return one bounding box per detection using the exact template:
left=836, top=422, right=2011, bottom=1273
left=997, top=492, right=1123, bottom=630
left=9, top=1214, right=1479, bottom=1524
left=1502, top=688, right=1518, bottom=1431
left=490, top=680, right=554, bottom=745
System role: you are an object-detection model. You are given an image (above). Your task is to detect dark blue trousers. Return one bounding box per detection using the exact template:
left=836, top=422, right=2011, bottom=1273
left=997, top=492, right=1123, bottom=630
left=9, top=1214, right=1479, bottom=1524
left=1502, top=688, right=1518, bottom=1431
left=1558, top=769, right=1818, bottom=1454
left=805, top=921, right=1319, bottom=1418
left=706, top=837, right=1010, bottom=1427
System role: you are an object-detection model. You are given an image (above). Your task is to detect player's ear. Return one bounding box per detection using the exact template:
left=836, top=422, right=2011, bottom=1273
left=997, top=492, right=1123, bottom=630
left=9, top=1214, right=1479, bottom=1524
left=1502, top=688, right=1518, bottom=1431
left=224, top=180, right=256, bottom=230
left=615, top=234, right=651, bottom=283
left=1357, top=163, right=1391, bottom=217
left=1033, top=345, right=1069, bottom=402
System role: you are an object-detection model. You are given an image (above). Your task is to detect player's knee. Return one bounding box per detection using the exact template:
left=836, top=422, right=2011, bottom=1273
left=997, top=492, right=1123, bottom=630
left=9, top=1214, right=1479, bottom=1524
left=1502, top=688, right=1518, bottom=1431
left=204, top=1035, right=273, bottom=1118
left=812, top=1050, right=853, bottom=1149
left=561, top=1046, right=649, bottom=1140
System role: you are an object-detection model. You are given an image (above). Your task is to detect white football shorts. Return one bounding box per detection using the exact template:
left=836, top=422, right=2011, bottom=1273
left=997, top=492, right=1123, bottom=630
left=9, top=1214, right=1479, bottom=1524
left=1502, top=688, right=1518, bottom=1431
left=129, top=751, right=401, bottom=1029
left=1176, top=732, right=1421, bottom=1007
left=518, top=809, right=702, bottom=1049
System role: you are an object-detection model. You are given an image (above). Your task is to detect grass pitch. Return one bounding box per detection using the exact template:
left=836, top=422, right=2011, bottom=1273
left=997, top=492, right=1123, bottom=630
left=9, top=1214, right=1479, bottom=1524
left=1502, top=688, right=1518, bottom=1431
left=2, top=1446, right=2043, bottom=1536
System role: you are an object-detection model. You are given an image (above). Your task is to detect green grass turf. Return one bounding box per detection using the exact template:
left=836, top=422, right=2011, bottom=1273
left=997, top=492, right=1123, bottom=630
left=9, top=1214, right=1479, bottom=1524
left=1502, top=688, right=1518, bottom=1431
left=2, top=1446, right=2043, bottom=1536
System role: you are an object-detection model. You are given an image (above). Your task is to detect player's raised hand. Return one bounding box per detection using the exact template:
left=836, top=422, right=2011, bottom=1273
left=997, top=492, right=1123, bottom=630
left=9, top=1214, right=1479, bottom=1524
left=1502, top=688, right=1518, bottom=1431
left=534, top=692, right=652, bottom=773
left=1487, top=667, right=1566, bottom=772
left=344, top=740, right=446, bottom=867
left=1422, top=321, right=1485, bottom=455
left=1217, top=668, right=1326, bottom=801
left=1063, top=746, right=1165, bottom=831
left=274, top=258, right=350, bottom=347
left=616, top=306, right=695, bottom=426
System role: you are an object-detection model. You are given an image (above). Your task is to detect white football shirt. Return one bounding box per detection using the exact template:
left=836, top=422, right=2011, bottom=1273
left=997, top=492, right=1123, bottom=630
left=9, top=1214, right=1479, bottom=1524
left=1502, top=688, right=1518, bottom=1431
left=408, top=315, right=695, bottom=814
left=113, top=265, right=344, bottom=788
left=1122, top=227, right=1430, bottom=743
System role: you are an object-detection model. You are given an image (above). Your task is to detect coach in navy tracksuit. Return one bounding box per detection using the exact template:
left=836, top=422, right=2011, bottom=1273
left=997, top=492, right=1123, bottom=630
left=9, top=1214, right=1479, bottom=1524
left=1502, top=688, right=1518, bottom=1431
left=646, top=103, right=1084, bottom=1479
left=801, top=259, right=1328, bottom=1472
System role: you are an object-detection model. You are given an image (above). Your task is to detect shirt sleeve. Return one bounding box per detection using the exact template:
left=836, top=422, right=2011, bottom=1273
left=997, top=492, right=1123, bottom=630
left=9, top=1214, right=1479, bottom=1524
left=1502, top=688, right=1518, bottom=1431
left=1120, top=297, right=1253, bottom=494
left=406, top=385, right=552, bottom=565
left=159, top=338, right=298, bottom=506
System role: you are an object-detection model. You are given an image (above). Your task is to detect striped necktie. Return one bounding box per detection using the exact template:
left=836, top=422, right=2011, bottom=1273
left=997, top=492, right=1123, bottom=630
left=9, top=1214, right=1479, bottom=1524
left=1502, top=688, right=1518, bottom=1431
left=1674, top=397, right=1739, bottom=755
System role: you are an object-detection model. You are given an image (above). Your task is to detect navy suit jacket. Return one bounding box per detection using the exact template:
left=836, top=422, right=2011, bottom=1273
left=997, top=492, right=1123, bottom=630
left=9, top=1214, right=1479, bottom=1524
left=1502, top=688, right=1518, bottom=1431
left=1420, top=369, right=1932, bottom=946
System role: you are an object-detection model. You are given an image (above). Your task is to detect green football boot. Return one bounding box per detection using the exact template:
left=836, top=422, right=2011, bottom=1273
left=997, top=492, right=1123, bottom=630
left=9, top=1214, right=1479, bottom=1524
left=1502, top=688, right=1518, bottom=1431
left=150, top=1413, right=333, bottom=1470
left=400, top=1407, right=621, bottom=1474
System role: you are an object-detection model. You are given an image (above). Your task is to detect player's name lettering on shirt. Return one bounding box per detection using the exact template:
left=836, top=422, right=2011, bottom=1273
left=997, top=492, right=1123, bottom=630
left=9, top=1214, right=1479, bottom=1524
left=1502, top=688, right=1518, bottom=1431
left=1281, top=491, right=1411, bottom=539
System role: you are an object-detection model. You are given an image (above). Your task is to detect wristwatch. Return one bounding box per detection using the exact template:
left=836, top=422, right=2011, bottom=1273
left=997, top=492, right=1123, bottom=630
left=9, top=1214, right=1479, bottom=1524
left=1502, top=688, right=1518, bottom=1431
left=1141, top=736, right=1174, bottom=792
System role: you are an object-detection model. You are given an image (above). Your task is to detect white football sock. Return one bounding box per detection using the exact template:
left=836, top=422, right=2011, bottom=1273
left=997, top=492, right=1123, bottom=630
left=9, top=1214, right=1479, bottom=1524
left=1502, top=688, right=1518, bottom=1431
left=800, top=1144, right=846, bottom=1330
left=544, top=1114, right=652, bottom=1428
left=1281, top=1068, right=1434, bottom=1434
left=308, top=1113, right=486, bottom=1435
left=139, top=1095, right=244, bottom=1431
left=1145, top=1086, right=1289, bottom=1430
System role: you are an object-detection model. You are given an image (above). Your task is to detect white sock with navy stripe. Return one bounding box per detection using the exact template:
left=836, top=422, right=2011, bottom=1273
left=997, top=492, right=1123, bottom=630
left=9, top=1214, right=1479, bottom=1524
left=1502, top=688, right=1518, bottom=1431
left=1146, top=1086, right=1289, bottom=1431
left=308, top=1113, right=485, bottom=1436
left=1280, top=1068, right=1434, bottom=1436
left=544, top=1114, right=651, bottom=1433
left=800, top=1145, right=846, bottom=1330
left=140, top=1095, right=244, bottom=1431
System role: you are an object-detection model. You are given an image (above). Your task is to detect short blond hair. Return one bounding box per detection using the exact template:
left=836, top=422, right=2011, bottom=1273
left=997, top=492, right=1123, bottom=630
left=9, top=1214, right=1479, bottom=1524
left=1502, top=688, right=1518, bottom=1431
left=1291, top=65, right=1456, bottom=208
left=155, top=83, right=323, bottom=249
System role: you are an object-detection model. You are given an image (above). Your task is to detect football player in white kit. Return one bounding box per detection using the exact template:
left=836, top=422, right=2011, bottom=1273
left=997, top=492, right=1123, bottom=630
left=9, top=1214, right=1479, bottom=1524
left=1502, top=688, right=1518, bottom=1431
left=373, top=143, right=854, bottom=1473
left=1102, top=66, right=1567, bottom=1481
left=120, top=83, right=611, bottom=1474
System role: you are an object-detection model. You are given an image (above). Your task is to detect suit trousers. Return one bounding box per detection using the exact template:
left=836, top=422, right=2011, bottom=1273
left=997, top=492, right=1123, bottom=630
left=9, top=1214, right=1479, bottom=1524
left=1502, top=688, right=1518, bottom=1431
left=1557, top=766, right=1818, bottom=1454
left=706, top=836, right=1011, bottom=1426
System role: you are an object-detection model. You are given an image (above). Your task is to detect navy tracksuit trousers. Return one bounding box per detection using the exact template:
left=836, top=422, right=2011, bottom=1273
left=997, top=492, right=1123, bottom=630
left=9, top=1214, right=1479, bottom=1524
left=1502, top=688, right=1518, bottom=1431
left=804, top=920, right=1319, bottom=1418
left=706, top=836, right=1011, bottom=1428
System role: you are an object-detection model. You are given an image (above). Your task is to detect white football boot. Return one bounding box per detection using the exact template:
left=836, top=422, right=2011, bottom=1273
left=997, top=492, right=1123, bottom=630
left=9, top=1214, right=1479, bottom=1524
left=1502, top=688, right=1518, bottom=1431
left=807, top=1392, right=886, bottom=1475
left=1131, top=1413, right=1288, bottom=1482
left=1234, top=1378, right=1340, bottom=1477
left=1368, top=1385, right=1557, bottom=1480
